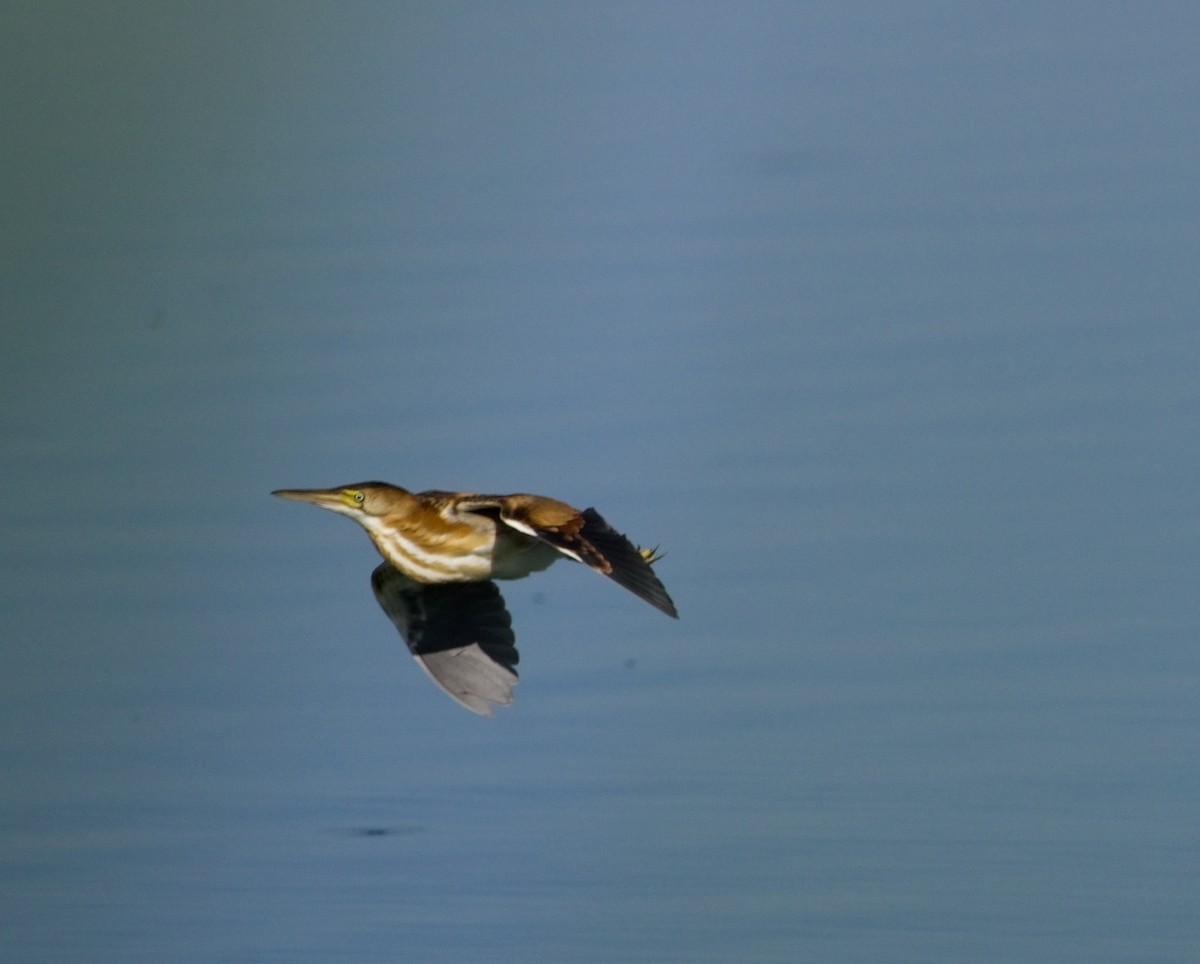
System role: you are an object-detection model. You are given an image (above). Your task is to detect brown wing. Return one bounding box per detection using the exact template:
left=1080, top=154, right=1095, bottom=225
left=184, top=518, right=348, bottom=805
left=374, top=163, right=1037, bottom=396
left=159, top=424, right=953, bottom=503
left=370, top=562, right=518, bottom=716
left=483, top=496, right=678, bottom=619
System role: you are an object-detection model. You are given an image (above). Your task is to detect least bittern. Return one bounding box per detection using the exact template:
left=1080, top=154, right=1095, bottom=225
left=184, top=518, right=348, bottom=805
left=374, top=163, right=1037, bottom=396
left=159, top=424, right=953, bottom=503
left=273, top=482, right=677, bottom=715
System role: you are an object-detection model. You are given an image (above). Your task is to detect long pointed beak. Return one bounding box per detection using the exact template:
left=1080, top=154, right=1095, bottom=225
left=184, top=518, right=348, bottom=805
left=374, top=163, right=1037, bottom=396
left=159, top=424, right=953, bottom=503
left=271, top=487, right=345, bottom=509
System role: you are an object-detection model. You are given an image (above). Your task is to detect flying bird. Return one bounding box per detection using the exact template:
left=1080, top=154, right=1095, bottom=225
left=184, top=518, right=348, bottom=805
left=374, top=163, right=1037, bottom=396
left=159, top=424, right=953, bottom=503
left=273, top=482, right=676, bottom=715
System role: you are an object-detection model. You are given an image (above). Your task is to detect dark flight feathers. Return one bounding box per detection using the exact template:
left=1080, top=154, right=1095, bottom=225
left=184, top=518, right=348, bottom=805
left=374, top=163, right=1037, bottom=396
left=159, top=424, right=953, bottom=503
left=502, top=505, right=678, bottom=619
left=370, top=563, right=518, bottom=716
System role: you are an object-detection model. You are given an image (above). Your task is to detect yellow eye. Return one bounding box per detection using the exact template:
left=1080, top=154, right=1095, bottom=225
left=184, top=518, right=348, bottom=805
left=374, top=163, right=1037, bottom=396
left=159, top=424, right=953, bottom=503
left=353, top=491, right=365, bottom=504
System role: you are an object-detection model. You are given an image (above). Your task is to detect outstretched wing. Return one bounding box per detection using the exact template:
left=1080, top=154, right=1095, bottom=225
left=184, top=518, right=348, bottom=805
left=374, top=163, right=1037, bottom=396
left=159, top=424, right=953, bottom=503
left=470, top=495, right=678, bottom=619
left=571, top=508, right=678, bottom=618
left=370, top=562, right=519, bottom=716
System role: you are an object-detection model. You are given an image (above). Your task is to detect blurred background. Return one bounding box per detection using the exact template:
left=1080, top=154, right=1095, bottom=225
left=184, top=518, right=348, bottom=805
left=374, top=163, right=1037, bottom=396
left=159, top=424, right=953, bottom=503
left=2, top=3, right=1197, bottom=961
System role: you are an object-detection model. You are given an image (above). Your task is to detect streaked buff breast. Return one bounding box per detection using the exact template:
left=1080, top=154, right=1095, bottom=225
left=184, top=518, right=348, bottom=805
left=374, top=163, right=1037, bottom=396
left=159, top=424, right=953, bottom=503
left=360, top=513, right=559, bottom=583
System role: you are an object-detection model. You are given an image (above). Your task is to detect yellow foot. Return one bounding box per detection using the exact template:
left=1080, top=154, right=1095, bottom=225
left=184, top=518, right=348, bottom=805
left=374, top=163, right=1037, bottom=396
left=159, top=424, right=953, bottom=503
left=639, top=545, right=664, bottom=566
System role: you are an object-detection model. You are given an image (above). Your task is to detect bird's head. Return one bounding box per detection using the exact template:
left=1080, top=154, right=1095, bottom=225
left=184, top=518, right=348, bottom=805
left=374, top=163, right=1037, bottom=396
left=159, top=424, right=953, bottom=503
left=272, top=482, right=417, bottom=520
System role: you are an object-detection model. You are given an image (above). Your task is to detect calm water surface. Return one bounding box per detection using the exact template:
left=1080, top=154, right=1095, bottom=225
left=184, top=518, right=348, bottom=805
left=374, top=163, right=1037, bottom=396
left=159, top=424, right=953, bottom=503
left=2, top=5, right=1197, bottom=962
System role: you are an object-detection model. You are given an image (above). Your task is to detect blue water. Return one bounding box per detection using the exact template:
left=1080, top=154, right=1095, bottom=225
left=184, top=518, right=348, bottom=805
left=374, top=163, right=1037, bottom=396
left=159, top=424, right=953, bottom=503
left=2, top=4, right=1197, bottom=961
